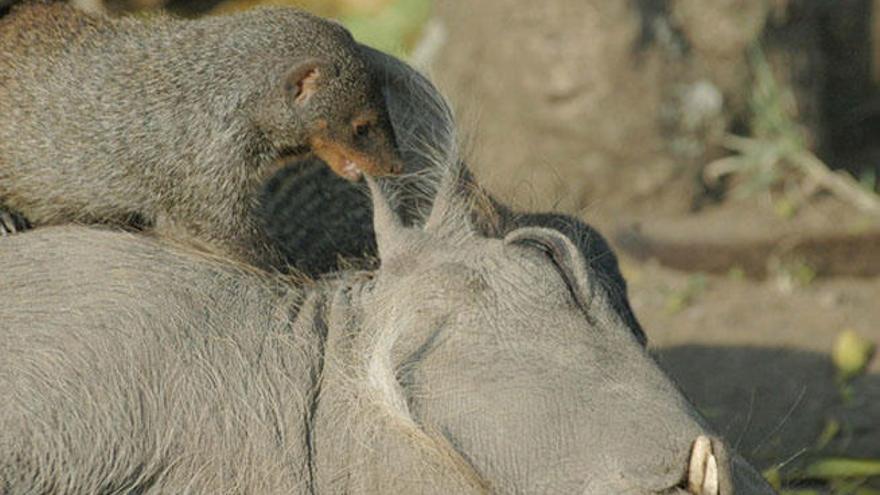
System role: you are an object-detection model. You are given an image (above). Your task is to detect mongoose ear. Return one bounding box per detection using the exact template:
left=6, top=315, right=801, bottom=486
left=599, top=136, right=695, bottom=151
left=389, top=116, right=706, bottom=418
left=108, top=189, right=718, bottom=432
left=284, top=59, right=335, bottom=104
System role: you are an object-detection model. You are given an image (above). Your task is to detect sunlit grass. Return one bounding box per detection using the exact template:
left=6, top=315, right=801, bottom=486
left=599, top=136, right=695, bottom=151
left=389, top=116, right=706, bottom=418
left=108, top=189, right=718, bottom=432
left=208, top=0, right=431, bottom=57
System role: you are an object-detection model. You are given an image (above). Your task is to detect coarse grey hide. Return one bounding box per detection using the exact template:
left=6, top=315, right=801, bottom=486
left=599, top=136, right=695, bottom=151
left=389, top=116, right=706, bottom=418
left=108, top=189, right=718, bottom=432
left=0, top=158, right=775, bottom=493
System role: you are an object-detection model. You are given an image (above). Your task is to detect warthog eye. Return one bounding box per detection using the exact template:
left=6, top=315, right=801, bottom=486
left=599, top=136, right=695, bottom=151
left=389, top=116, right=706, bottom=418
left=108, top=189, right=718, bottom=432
left=350, top=270, right=376, bottom=296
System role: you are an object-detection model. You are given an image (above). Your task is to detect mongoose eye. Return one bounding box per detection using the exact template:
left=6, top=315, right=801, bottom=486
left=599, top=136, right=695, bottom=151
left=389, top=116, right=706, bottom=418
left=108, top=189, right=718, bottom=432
left=353, top=121, right=372, bottom=139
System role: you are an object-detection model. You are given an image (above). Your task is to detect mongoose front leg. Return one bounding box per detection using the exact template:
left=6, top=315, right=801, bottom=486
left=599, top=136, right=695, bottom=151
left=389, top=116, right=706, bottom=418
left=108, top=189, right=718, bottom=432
left=0, top=207, right=31, bottom=236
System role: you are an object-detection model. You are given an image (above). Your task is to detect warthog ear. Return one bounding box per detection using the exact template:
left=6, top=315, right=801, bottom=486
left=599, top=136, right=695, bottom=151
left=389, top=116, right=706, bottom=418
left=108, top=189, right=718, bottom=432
left=424, top=159, right=474, bottom=238
left=504, top=226, right=595, bottom=317
left=366, top=177, right=406, bottom=260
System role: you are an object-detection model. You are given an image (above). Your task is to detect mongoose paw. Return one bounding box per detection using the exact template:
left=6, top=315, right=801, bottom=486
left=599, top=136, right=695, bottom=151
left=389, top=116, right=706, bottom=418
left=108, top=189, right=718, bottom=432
left=0, top=208, right=31, bottom=236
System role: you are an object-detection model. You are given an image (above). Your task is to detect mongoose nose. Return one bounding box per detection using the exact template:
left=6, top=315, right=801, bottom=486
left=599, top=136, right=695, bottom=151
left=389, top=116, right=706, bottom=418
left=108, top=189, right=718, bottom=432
left=341, top=160, right=363, bottom=181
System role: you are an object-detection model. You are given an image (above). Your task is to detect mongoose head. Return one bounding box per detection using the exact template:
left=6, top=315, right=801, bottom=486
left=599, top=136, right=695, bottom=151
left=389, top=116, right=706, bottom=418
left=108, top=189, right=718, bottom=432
left=255, top=28, right=404, bottom=182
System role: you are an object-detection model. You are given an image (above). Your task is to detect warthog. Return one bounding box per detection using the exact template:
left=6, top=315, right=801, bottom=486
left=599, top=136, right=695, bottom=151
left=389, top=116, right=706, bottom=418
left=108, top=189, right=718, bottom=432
left=0, top=157, right=773, bottom=493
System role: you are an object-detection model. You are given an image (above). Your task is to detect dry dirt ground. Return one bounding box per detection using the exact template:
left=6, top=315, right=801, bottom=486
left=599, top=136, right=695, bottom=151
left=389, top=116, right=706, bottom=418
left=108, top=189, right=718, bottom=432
left=598, top=194, right=880, bottom=483
left=632, top=260, right=879, bottom=463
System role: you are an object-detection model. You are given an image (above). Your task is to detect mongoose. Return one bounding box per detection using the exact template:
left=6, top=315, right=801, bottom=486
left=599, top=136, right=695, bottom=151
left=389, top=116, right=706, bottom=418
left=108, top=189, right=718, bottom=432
left=0, top=2, right=403, bottom=268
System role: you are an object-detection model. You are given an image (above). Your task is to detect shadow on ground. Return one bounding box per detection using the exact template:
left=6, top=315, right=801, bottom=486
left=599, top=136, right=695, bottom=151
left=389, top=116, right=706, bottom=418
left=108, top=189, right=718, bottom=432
left=654, top=345, right=879, bottom=471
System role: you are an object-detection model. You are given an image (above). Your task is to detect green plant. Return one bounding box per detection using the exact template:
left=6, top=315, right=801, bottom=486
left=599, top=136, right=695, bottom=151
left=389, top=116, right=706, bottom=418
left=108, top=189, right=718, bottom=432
left=704, top=46, right=880, bottom=217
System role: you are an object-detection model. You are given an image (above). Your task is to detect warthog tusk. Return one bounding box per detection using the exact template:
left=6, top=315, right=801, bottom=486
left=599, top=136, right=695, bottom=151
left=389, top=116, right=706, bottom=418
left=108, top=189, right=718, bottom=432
left=688, top=435, right=720, bottom=495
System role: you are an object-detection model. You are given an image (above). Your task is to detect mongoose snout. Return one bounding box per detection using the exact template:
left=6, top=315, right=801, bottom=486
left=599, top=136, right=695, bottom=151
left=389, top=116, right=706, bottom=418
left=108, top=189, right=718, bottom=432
left=309, top=130, right=403, bottom=181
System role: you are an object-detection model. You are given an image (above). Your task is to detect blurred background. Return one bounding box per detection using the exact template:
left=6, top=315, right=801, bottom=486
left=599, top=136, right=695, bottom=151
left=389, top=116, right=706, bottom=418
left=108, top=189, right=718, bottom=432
left=51, top=0, right=880, bottom=492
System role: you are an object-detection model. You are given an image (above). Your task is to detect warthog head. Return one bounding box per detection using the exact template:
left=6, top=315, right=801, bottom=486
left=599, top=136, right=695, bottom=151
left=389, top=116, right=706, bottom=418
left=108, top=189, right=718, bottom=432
left=309, top=164, right=776, bottom=494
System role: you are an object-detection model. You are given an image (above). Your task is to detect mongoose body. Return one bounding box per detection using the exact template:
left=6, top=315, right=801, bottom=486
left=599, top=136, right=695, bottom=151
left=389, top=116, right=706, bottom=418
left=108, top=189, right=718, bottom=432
left=0, top=2, right=402, bottom=267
